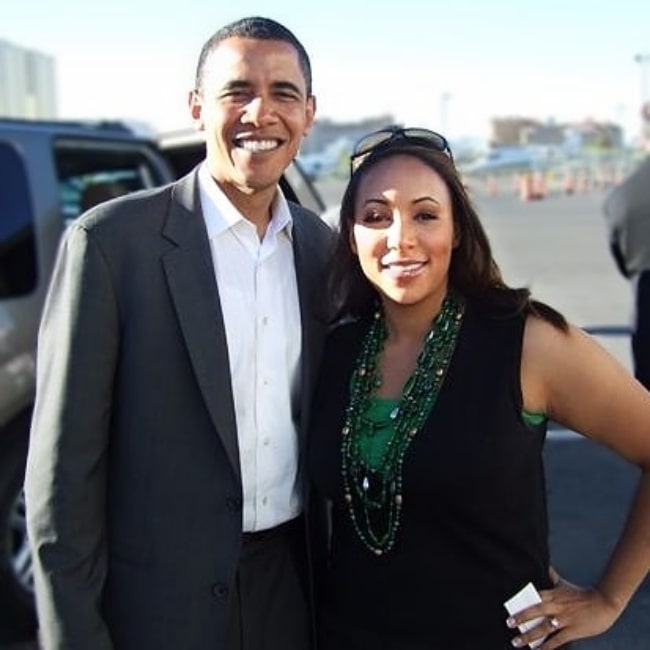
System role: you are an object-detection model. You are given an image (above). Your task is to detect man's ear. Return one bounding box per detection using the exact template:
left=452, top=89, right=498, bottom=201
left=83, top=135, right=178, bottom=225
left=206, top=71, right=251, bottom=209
left=303, top=95, right=317, bottom=137
left=188, top=90, right=204, bottom=129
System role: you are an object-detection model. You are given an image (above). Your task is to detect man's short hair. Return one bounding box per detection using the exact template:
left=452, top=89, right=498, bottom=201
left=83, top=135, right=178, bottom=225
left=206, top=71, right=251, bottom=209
left=194, top=16, right=312, bottom=95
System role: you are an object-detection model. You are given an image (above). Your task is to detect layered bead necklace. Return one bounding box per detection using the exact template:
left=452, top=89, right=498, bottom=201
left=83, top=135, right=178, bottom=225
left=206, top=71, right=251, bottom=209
left=341, top=293, right=465, bottom=555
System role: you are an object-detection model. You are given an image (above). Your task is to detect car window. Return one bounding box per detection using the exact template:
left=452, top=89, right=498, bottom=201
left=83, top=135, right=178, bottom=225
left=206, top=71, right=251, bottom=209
left=0, top=142, right=37, bottom=297
left=53, top=138, right=169, bottom=226
left=283, top=158, right=326, bottom=214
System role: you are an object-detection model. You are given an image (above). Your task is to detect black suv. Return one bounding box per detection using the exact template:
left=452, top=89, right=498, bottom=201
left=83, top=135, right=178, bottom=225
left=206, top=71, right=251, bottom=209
left=0, top=118, right=325, bottom=643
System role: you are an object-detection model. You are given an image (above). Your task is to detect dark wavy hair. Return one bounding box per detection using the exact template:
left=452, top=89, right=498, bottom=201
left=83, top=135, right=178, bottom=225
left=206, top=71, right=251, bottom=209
left=194, top=16, right=312, bottom=96
left=330, top=139, right=567, bottom=330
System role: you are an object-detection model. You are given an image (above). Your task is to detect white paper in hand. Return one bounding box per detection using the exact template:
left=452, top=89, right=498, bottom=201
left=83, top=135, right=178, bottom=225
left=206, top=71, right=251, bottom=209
left=503, top=582, right=547, bottom=649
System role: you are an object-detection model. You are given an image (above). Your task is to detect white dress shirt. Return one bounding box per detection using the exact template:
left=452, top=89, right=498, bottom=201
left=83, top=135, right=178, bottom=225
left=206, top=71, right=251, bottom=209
left=197, top=163, right=302, bottom=531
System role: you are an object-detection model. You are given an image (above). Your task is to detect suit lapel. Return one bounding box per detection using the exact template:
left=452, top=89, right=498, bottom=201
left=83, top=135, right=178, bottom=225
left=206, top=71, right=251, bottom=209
left=160, top=171, right=240, bottom=476
left=292, top=207, right=330, bottom=437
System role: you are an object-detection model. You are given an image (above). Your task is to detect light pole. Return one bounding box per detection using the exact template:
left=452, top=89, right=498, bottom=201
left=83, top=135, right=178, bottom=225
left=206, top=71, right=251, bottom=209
left=439, top=92, right=451, bottom=135
left=634, top=53, right=650, bottom=140
left=635, top=53, right=650, bottom=99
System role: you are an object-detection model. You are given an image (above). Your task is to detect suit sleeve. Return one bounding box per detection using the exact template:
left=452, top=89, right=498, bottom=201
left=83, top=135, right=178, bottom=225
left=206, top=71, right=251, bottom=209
left=609, top=237, right=631, bottom=279
left=25, top=223, right=119, bottom=650
left=603, top=185, right=632, bottom=278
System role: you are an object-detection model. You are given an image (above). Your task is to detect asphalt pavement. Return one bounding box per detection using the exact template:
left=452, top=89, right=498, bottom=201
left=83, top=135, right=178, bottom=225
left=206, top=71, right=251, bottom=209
left=544, top=432, right=649, bottom=648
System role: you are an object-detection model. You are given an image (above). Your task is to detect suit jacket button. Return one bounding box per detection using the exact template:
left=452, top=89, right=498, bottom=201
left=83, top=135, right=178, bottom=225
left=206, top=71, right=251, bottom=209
left=226, top=497, right=242, bottom=511
left=212, top=583, right=229, bottom=599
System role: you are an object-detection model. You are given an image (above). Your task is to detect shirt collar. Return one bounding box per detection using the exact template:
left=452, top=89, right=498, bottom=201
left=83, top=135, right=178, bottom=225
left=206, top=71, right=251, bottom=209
left=197, top=162, right=294, bottom=240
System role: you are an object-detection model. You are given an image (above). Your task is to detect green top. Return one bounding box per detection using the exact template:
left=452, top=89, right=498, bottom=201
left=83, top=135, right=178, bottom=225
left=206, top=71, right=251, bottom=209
left=358, top=397, right=546, bottom=471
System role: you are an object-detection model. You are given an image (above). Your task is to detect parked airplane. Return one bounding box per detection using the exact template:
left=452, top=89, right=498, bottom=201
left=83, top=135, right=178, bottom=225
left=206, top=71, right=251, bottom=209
left=461, top=145, right=558, bottom=175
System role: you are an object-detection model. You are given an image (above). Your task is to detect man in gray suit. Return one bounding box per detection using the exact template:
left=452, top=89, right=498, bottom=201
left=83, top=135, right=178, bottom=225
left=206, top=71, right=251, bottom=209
left=25, top=16, right=333, bottom=650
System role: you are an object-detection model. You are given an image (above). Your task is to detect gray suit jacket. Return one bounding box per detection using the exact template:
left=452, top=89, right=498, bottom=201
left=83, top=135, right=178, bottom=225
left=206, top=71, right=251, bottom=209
left=25, top=169, right=334, bottom=650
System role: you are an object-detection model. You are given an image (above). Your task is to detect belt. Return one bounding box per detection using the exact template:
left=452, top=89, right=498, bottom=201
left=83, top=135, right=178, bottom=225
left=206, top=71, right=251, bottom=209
left=242, top=516, right=302, bottom=545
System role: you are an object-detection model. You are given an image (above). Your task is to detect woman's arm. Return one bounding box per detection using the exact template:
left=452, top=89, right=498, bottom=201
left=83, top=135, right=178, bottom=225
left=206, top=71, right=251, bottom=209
left=509, top=316, right=650, bottom=649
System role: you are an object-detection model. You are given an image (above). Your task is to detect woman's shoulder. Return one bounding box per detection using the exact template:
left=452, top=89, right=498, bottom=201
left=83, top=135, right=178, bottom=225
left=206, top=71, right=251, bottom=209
left=463, top=296, right=526, bottom=335
left=465, top=288, right=567, bottom=330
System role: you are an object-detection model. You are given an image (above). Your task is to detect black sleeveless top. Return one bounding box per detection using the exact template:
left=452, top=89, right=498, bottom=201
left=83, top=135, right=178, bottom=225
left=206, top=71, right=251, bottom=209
left=308, top=302, right=551, bottom=650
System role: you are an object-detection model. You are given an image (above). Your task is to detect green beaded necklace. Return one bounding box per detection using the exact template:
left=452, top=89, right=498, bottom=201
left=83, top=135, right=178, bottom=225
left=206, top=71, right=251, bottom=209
left=341, top=293, right=465, bottom=555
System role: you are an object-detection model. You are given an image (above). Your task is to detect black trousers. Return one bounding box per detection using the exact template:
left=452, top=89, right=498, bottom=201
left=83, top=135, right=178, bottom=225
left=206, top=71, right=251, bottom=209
left=225, top=517, right=311, bottom=650
left=633, top=270, right=650, bottom=390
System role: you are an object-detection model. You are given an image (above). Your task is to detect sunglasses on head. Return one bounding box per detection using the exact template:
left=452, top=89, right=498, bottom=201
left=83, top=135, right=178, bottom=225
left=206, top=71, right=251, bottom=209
left=349, top=126, right=454, bottom=173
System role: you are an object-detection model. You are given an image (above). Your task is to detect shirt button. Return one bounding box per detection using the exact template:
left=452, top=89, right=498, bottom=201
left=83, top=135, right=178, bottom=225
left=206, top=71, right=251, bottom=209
left=212, top=583, right=229, bottom=599
left=263, top=437, right=270, bottom=446
left=262, top=316, right=268, bottom=325
left=261, top=496, right=268, bottom=506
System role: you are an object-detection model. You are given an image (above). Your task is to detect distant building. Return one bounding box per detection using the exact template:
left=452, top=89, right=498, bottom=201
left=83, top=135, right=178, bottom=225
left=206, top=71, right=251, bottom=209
left=566, top=120, right=624, bottom=150
left=490, top=116, right=623, bottom=151
left=490, top=117, right=541, bottom=146
left=0, top=39, right=57, bottom=119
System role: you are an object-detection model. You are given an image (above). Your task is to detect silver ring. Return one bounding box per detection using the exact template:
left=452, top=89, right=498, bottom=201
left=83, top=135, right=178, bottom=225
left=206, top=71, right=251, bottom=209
left=549, top=616, right=560, bottom=629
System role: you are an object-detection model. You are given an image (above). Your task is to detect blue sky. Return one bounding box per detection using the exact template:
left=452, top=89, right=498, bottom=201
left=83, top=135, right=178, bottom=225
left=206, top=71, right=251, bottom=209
left=2, top=0, right=649, bottom=140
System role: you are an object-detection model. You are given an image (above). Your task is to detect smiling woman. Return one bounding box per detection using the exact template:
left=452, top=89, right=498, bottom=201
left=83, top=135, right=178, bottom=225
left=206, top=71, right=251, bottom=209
left=350, top=154, right=455, bottom=313
left=308, top=126, right=650, bottom=650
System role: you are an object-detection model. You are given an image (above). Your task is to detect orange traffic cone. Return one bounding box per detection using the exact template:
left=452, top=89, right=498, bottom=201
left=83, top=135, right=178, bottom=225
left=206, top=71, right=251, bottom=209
left=531, top=171, right=546, bottom=199
left=562, top=170, right=575, bottom=195
left=519, top=173, right=533, bottom=201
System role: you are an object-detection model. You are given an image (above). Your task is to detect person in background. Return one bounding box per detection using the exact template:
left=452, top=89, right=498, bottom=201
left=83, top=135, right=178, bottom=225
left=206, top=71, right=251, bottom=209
left=25, top=15, right=333, bottom=650
left=308, top=126, right=650, bottom=650
left=78, top=179, right=129, bottom=213
left=603, top=150, right=650, bottom=390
